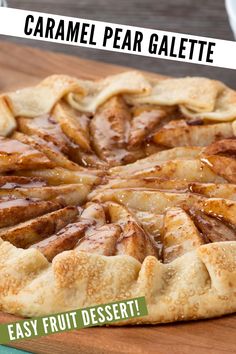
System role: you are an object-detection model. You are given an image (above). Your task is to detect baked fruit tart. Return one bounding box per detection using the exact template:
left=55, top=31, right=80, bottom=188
left=0, top=71, right=236, bottom=324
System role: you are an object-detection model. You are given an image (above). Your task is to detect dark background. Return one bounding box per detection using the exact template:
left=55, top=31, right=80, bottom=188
left=3, top=0, right=236, bottom=87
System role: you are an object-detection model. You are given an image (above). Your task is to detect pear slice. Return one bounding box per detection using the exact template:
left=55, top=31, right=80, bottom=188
left=99, top=177, right=190, bottom=192
left=116, top=220, right=157, bottom=262
left=105, top=201, right=134, bottom=226
left=75, top=149, right=109, bottom=169
left=0, top=137, right=53, bottom=172
left=153, top=120, right=233, bottom=148
left=13, top=131, right=82, bottom=171
left=17, top=115, right=71, bottom=155
left=15, top=167, right=101, bottom=186
left=110, top=146, right=202, bottom=177
left=52, top=101, right=91, bottom=152
left=0, top=176, right=47, bottom=189
left=199, top=198, right=236, bottom=226
left=113, top=158, right=225, bottom=182
left=189, top=182, right=236, bottom=200
left=129, top=109, right=166, bottom=147
left=90, top=96, right=133, bottom=165
left=92, top=189, right=203, bottom=215
left=89, top=177, right=191, bottom=200
left=187, top=208, right=236, bottom=243
left=162, top=207, right=204, bottom=263
left=132, top=210, right=164, bottom=256
left=81, top=202, right=106, bottom=227
left=105, top=201, right=158, bottom=261
left=203, top=138, right=236, bottom=156
left=109, top=147, right=224, bottom=182
left=0, top=184, right=91, bottom=205
left=0, top=206, right=78, bottom=248
left=30, top=221, right=88, bottom=261
left=201, top=139, right=236, bottom=183
left=76, top=224, right=121, bottom=256
left=201, top=155, right=236, bottom=183
left=0, top=198, right=63, bottom=228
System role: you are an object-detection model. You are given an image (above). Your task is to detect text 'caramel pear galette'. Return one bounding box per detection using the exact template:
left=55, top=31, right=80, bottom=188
left=0, top=71, right=236, bottom=324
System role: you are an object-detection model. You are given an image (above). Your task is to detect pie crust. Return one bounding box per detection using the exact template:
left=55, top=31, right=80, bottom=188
left=0, top=71, right=235, bottom=324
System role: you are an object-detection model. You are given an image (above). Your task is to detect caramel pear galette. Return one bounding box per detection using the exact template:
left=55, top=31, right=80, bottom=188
left=0, top=71, right=236, bottom=324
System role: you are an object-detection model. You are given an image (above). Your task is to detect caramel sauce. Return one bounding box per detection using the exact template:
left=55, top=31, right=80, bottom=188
left=0, top=100, right=235, bottom=264
left=0, top=197, right=35, bottom=209
left=0, top=176, right=47, bottom=189
left=27, top=115, right=69, bottom=151
left=0, top=138, right=37, bottom=157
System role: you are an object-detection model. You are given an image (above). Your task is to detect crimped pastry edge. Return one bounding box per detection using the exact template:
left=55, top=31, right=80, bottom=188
left=0, top=238, right=235, bottom=324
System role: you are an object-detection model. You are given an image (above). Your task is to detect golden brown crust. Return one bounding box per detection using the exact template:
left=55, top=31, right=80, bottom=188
left=0, top=240, right=236, bottom=325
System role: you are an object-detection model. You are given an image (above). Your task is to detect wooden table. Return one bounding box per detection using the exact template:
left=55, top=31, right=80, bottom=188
left=0, top=40, right=236, bottom=354
left=3, top=0, right=236, bottom=88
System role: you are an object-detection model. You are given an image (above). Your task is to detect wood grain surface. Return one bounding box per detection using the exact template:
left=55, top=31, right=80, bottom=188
left=2, top=0, right=236, bottom=88
left=0, top=40, right=165, bottom=92
left=0, top=40, right=235, bottom=354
